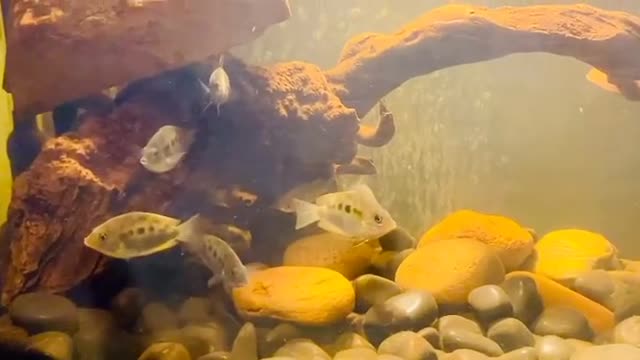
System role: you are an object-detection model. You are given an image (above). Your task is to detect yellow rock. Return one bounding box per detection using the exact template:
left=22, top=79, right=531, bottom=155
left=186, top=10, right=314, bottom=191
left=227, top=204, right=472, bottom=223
left=232, top=266, right=355, bottom=326
left=283, top=233, right=378, bottom=279
left=505, top=271, right=614, bottom=333
left=418, top=209, right=534, bottom=271
left=534, top=229, right=618, bottom=281
left=396, top=238, right=505, bottom=305
left=138, top=342, right=191, bottom=360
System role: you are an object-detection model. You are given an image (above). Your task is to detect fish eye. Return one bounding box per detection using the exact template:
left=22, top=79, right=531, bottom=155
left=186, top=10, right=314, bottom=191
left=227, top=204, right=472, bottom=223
left=374, top=214, right=383, bottom=224
left=98, top=233, right=108, bottom=242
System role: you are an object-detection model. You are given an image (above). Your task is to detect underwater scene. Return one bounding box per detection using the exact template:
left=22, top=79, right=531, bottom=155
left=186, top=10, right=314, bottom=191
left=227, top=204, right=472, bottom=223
left=1, top=0, right=640, bottom=359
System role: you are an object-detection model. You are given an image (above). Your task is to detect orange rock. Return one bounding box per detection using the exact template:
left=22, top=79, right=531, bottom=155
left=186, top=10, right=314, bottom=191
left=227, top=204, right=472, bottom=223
left=396, top=238, right=505, bottom=305
left=505, top=271, right=614, bottom=333
left=232, top=266, right=355, bottom=326
left=418, top=209, right=534, bottom=271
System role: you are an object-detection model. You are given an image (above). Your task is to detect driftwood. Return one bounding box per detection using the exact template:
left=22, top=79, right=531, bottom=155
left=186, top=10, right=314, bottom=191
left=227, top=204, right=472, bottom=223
left=2, top=3, right=640, bottom=305
left=4, top=0, right=291, bottom=116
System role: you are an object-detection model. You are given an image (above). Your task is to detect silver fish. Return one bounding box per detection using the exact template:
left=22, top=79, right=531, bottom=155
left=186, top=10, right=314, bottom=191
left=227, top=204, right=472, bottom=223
left=275, top=178, right=338, bottom=213
left=206, top=55, right=231, bottom=116
left=292, top=183, right=396, bottom=240
left=177, top=215, right=249, bottom=291
left=140, top=125, right=195, bottom=173
left=84, top=212, right=193, bottom=259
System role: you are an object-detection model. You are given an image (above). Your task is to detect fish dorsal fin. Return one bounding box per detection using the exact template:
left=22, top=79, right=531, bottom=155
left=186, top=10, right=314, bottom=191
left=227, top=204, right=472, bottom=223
left=218, top=54, right=225, bottom=68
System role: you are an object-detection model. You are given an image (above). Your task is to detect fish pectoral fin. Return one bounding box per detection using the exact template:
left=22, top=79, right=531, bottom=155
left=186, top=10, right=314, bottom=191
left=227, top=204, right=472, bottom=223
left=291, top=199, right=321, bottom=230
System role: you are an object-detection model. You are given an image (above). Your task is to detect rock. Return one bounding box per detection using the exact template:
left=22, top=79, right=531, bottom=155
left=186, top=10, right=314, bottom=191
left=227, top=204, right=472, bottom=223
left=611, top=283, right=640, bottom=322
left=334, top=347, right=378, bottom=360
left=273, top=339, right=330, bottom=360
left=533, top=307, right=594, bottom=341
left=504, top=272, right=615, bottom=334
left=572, top=270, right=616, bottom=309
left=378, top=331, right=437, bottom=360
left=564, top=339, right=592, bottom=352
left=149, top=327, right=214, bottom=359
left=487, top=318, right=534, bottom=352
left=441, top=329, right=504, bottom=357
left=111, top=287, right=148, bottom=329
left=536, top=335, right=576, bottom=360
left=198, top=352, right=230, bottom=360
left=261, top=324, right=303, bottom=358
left=417, top=327, right=440, bottom=349
left=498, top=347, right=537, bottom=360
left=377, top=355, right=406, bottom=360
left=282, top=233, right=378, bottom=279
left=371, top=250, right=413, bottom=280
left=323, top=332, right=374, bottom=356
left=379, top=228, right=417, bottom=251
left=499, top=276, right=544, bottom=326
left=77, top=308, right=116, bottom=332
left=613, top=315, right=640, bottom=346
left=142, top=303, right=179, bottom=333
left=9, top=293, right=78, bottom=335
left=138, top=342, right=191, bottom=360
left=468, top=285, right=514, bottom=325
left=437, top=315, right=482, bottom=335
left=180, top=323, right=229, bottom=353
left=396, top=238, right=505, bottom=306
left=570, top=344, right=640, bottom=360
left=0, top=323, right=29, bottom=345
left=232, top=266, right=354, bottom=326
left=534, top=229, right=618, bottom=282
left=230, top=322, right=257, bottom=360
left=178, top=298, right=212, bottom=325
left=445, top=349, right=489, bottom=360
left=352, top=274, right=403, bottom=313
left=74, top=325, right=142, bottom=360
left=418, top=210, right=534, bottom=271
left=27, top=331, right=73, bottom=360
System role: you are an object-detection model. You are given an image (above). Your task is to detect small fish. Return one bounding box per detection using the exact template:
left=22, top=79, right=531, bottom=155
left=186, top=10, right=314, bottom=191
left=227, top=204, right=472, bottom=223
left=177, top=215, right=249, bottom=291
left=205, top=55, right=231, bottom=116
left=275, top=178, right=338, bottom=213
left=291, top=183, right=396, bottom=241
left=84, top=212, right=193, bottom=259
left=140, top=125, right=196, bottom=173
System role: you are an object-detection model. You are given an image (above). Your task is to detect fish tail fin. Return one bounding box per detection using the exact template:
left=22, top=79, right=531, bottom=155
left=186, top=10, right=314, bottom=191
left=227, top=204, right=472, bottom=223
left=176, top=214, right=203, bottom=242
left=292, top=199, right=320, bottom=230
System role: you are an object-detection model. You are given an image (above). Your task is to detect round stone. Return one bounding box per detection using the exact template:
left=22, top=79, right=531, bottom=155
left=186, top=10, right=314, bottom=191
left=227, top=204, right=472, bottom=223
left=571, top=344, right=640, bottom=360
left=533, top=307, right=594, bottom=341
left=197, top=352, right=230, bottom=360
left=27, top=331, right=73, bottom=360
left=273, top=339, right=330, bottom=360
left=180, top=322, right=230, bottom=353
left=9, top=292, right=78, bottom=334
left=535, top=335, right=576, bottom=360
left=230, top=322, right=257, bottom=360
left=141, top=303, right=179, bottom=333
left=417, top=327, right=440, bottom=349
left=323, top=332, right=374, bottom=356
left=110, top=287, right=147, bottom=329
left=333, top=347, right=378, bottom=360
left=441, top=329, right=503, bottom=357
left=178, top=297, right=212, bottom=325
left=371, top=250, right=413, bottom=280
left=396, top=238, right=505, bottom=306
left=499, top=276, right=544, bottom=326
left=379, top=227, right=417, bottom=251
left=437, top=315, right=482, bottom=335
left=445, top=349, right=489, bottom=360
left=468, top=285, right=514, bottom=325
left=487, top=318, right=534, bottom=352
left=138, top=342, right=191, bottom=360
left=261, top=324, right=303, bottom=357
left=378, top=331, right=437, bottom=360
left=614, top=315, right=640, bottom=346
left=573, top=270, right=616, bottom=309
left=74, top=327, right=141, bottom=360
left=77, top=308, right=116, bottom=333
left=352, top=274, right=403, bottom=313
left=499, top=347, right=537, bottom=360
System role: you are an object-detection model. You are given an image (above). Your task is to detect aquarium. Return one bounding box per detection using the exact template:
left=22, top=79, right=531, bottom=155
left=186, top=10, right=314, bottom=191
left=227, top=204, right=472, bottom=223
left=1, top=0, right=640, bottom=359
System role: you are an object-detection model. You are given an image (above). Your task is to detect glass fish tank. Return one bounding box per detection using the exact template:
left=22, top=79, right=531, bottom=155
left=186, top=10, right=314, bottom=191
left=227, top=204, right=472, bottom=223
left=1, top=0, right=640, bottom=359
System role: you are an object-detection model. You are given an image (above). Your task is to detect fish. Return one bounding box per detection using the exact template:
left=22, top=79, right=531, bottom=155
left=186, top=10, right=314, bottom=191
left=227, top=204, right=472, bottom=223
left=176, top=215, right=249, bottom=291
left=205, top=55, right=231, bottom=116
left=84, top=211, right=191, bottom=259
left=140, top=125, right=196, bottom=173
left=275, top=178, right=338, bottom=213
left=291, top=183, right=397, bottom=241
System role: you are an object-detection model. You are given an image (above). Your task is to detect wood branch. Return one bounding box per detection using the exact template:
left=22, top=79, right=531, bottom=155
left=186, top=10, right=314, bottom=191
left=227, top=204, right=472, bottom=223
left=324, top=4, right=640, bottom=116
left=4, top=0, right=291, bottom=116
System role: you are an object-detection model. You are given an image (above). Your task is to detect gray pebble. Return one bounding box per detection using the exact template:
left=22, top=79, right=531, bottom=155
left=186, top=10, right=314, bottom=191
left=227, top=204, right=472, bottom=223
left=178, top=297, right=212, bottom=325
left=379, top=228, right=417, bottom=251
left=487, top=318, right=535, bottom=352
left=334, top=347, right=378, bottom=360
left=141, top=302, right=179, bottom=333
left=438, top=315, right=482, bottom=335
left=445, top=349, right=489, bottom=360
left=573, top=270, right=616, bottom=309
left=533, top=307, right=594, bottom=341
left=378, top=331, right=437, bottom=360
left=9, top=292, right=78, bottom=334
left=535, top=335, right=576, bottom=360
left=353, top=274, right=403, bottom=313
left=417, top=327, right=440, bottom=349
left=468, top=285, right=514, bottom=325
left=230, top=322, right=257, bottom=360
left=261, top=323, right=302, bottom=357
left=500, top=276, right=544, bottom=326
left=273, top=339, right=330, bottom=360
left=371, top=250, right=413, bottom=280
left=614, top=315, right=640, bottom=346
left=441, top=329, right=504, bottom=357
left=570, top=344, right=640, bottom=360
left=324, top=331, right=374, bottom=356
left=497, top=347, right=537, bottom=360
